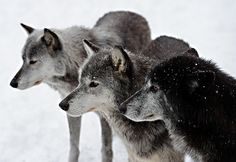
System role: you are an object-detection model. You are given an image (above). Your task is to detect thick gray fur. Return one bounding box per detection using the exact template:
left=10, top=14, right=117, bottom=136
left=141, top=36, right=192, bottom=60
left=59, top=36, right=192, bottom=162
left=10, top=11, right=151, bottom=162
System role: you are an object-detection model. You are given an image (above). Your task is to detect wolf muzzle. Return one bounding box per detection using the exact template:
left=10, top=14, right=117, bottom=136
left=10, top=68, right=23, bottom=88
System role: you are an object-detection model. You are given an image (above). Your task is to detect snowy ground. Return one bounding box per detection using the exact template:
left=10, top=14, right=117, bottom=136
left=0, top=0, right=236, bottom=162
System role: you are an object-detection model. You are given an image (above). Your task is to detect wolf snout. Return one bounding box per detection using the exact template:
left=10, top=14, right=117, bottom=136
left=10, top=68, right=23, bottom=88
left=10, top=79, right=18, bottom=88
left=59, top=100, right=70, bottom=111
left=119, top=102, right=127, bottom=114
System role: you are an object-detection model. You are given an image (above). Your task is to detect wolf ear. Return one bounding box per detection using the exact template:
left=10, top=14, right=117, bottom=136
left=187, top=70, right=215, bottom=93
left=82, top=39, right=100, bottom=56
left=20, top=23, right=34, bottom=34
left=184, top=48, right=199, bottom=57
left=42, top=28, right=62, bottom=51
left=111, top=46, right=131, bottom=74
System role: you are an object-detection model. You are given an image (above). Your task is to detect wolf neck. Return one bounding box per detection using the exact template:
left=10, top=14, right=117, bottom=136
left=128, top=53, right=156, bottom=94
left=100, top=108, right=179, bottom=161
left=46, top=26, right=123, bottom=96
left=44, top=27, right=90, bottom=96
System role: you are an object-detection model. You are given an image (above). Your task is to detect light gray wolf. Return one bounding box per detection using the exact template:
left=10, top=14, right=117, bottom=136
left=119, top=52, right=236, bottom=162
left=10, top=11, right=151, bottom=162
left=59, top=37, right=195, bottom=162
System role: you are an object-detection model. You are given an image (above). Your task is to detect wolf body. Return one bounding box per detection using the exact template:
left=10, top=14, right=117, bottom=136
left=120, top=54, right=236, bottom=162
left=10, top=11, right=151, bottom=162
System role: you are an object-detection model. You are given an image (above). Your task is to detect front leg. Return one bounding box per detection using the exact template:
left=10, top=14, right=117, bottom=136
left=67, top=115, right=82, bottom=162
left=99, top=115, right=113, bottom=162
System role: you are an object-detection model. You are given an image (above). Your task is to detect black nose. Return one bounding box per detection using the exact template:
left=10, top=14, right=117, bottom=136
left=59, top=101, right=69, bottom=111
left=119, top=103, right=127, bottom=114
left=10, top=80, right=18, bottom=88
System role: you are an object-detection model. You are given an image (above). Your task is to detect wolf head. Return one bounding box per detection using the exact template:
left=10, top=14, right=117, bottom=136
left=119, top=80, right=168, bottom=122
left=119, top=55, right=215, bottom=122
left=10, top=24, right=66, bottom=90
left=59, top=40, right=134, bottom=117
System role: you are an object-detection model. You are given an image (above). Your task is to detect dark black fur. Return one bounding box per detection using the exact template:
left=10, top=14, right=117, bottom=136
left=150, top=55, right=236, bottom=162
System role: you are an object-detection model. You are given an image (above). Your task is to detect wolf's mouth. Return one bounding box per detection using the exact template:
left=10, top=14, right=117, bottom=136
left=87, top=107, right=96, bottom=112
left=145, top=114, right=154, bottom=119
left=34, top=80, right=43, bottom=85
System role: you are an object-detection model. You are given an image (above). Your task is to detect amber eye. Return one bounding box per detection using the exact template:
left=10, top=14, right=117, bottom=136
left=150, top=85, right=159, bottom=93
left=89, top=81, right=99, bottom=88
left=29, top=60, right=37, bottom=65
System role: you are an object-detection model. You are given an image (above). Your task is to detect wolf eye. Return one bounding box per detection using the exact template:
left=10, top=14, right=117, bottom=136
left=150, top=85, right=159, bottom=93
left=89, top=81, right=99, bottom=88
left=29, top=60, right=37, bottom=65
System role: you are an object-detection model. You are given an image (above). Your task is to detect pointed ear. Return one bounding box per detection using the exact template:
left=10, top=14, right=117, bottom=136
left=187, top=70, right=215, bottom=93
left=82, top=39, right=100, bottom=56
left=111, top=46, right=131, bottom=74
left=184, top=48, right=199, bottom=57
left=20, top=23, right=34, bottom=34
left=42, top=28, right=62, bottom=51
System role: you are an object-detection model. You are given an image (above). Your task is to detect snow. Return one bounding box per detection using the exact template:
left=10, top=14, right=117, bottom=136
left=1, top=0, right=236, bottom=161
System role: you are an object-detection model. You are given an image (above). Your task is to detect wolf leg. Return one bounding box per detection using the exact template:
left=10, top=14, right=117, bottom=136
left=67, top=115, right=82, bottom=162
left=99, top=116, right=113, bottom=162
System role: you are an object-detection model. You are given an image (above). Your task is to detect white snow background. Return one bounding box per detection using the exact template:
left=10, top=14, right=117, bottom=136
left=0, top=0, right=236, bottom=161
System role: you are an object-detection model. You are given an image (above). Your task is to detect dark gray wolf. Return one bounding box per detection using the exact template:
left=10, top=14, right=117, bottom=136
left=9, top=11, right=151, bottom=162
left=120, top=52, right=236, bottom=162
left=59, top=37, right=195, bottom=162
